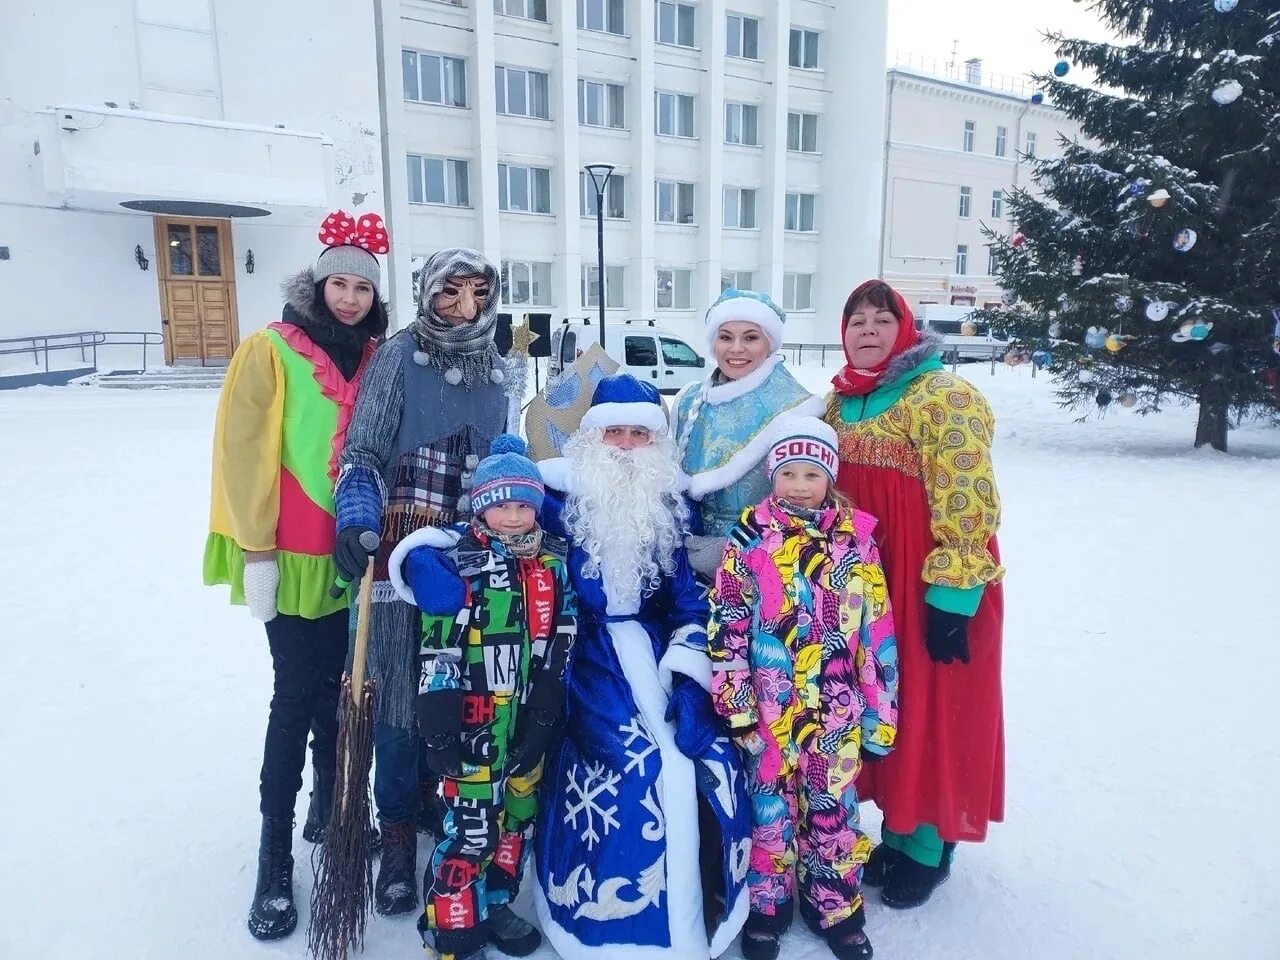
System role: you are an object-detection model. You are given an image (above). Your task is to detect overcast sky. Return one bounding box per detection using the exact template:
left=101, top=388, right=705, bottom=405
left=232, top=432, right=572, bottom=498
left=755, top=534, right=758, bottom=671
left=886, top=0, right=1121, bottom=88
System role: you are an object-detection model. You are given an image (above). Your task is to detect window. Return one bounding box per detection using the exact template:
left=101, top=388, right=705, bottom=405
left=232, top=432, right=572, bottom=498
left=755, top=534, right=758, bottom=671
left=578, top=0, right=625, bottom=34
left=720, top=269, right=753, bottom=292
left=995, top=125, right=1008, bottom=157
left=494, top=0, right=547, bottom=21
left=407, top=155, right=470, bottom=206
left=726, top=13, right=759, bottom=59
left=655, top=91, right=695, bottom=137
left=724, top=102, right=759, bottom=146
left=661, top=337, right=702, bottom=366
left=580, top=171, right=626, bottom=218
left=495, top=66, right=550, bottom=119
left=656, top=268, right=693, bottom=309
left=402, top=51, right=467, bottom=107
left=656, top=1, right=696, bottom=47
left=783, top=272, right=813, bottom=311
left=784, top=192, right=816, bottom=232
left=498, top=163, right=552, bottom=213
left=723, top=186, right=757, bottom=229
left=955, top=244, right=969, bottom=275
left=788, top=28, right=819, bottom=68
left=958, top=186, right=972, bottom=219
left=582, top=264, right=627, bottom=308
left=625, top=336, right=659, bottom=366
left=991, top=190, right=1004, bottom=218
left=578, top=79, right=625, bottom=128
left=655, top=179, right=695, bottom=223
left=963, top=120, right=976, bottom=152
left=1025, top=131, right=1038, bottom=157
left=501, top=260, right=553, bottom=305
left=787, top=111, right=818, bottom=152
left=988, top=247, right=999, bottom=276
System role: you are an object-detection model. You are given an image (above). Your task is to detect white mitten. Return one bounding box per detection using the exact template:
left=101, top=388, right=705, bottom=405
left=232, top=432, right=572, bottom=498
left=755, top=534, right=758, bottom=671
left=243, top=558, right=280, bottom=622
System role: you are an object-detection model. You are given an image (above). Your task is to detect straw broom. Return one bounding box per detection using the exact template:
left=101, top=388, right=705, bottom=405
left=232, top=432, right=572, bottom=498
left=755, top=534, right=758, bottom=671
left=308, top=555, right=377, bottom=960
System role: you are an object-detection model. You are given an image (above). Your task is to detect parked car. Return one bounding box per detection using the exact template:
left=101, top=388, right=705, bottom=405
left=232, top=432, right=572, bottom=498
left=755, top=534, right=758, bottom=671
left=915, top=304, right=1009, bottom=361
left=549, top=320, right=706, bottom=394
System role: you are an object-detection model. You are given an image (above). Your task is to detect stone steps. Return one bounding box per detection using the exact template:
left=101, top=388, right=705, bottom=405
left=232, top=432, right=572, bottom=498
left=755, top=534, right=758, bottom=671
left=89, top=367, right=227, bottom=390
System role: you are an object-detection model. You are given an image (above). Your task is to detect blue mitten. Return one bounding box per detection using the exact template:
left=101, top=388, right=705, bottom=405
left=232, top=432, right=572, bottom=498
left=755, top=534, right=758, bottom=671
left=664, top=676, right=719, bottom=760
left=403, top=547, right=465, bottom=615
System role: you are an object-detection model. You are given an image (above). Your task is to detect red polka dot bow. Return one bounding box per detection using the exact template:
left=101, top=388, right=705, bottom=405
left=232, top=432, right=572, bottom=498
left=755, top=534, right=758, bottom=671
left=318, top=210, right=390, bottom=254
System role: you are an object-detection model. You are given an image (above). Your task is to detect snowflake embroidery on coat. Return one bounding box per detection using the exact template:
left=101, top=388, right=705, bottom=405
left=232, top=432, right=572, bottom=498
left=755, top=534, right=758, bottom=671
left=564, top=761, right=621, bottom=850
left=620, top=716, right=658, bottom=777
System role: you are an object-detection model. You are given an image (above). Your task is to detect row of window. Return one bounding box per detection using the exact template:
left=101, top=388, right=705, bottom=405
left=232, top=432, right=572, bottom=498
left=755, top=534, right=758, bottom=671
left=498, top=261, right=815, bottom=311
left=958, top=186, right=1006, bottom=220
left=408, top=154, right=819, bottom=231
left=489, top=0, right=823, bottom=69
left=952, top=245, right=1000, bottom=277
left=404, top=53, right=823, bottom=152
left=961, top=119, right=1038, bottom=158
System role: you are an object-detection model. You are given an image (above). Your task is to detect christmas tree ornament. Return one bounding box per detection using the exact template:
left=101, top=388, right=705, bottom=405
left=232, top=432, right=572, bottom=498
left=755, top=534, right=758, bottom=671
left=1084, top=326, right=1109, bottom=350
left=1096, top=389, right=1113, bottom=408
left=1119, top=392, right=1138, bottom=408
left=1071, top=255, right=1084, bottom=276
left=1004, top=351, right=1023, bottom=367
left=1147, top=189, right=1171, bottom=208
left=1030, top=91, right=1045, bottom=105
left=1078, top=368, right=1096, bottom=384
left=1001, top=289, right=1017, bottom=306
left=1212, top=79, right=1243, bottom=105
left=1208, top=342, right=1230, bottom=355
left=1115, top=295, right=1133, bottom=312
left=1272, top=310, right=1280, bottom=357
left=1128, top=181, right=1147, bottom=198
left=1054, top=59, right=1071, bottom=77
left=1105, top=333, right=1130, bottom=353
left=961, top=320, right=978, bottom=337
left=1171, top=320, right=1213, bottom=342
left=1214, top=0, right=1238, bottom=11
left=1031, top=349, right=1052, bottom=368
left=1145, top=301, right=1171, bottom=322
left=1173, top=228, right=1197, bottom=253
left=1010, top=231, right=1027, bottom=248
left=1048, top=321, right=1063, bottom=339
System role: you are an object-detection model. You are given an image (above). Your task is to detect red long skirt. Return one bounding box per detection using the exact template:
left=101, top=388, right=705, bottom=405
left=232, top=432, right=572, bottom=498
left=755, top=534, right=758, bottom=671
left=837, top=463, right=1005, bottom=843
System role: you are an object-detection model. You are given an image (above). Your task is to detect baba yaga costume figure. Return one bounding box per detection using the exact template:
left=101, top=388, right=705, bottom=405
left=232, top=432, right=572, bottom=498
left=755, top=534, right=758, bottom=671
left=204, top=210, right=390, bottom=940
left=532, top=374, right=751, bottom=960
left=709, top=417, right=897, bottom=960
left=332, top=248, right=509, bottom=916
left=388, top=435, right=577, bottom=960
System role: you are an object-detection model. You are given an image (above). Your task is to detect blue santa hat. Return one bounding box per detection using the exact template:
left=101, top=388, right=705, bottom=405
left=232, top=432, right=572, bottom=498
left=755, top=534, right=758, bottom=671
left=579, top=373, right=668, bottom=435
left=703, top=288, right=787, bottom=353
left=469, top=434, right=545, bottom=513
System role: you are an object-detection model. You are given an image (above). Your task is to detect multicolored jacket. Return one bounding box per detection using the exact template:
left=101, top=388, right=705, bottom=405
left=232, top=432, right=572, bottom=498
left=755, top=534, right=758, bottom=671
left=389, top=523, right=577, bottom=792
left=708, top=497, right=898, bottom=761
left=204, top=322, right=374, bottom=619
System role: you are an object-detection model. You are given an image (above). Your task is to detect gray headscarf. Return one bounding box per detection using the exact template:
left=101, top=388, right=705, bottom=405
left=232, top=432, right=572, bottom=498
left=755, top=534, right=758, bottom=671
left=411, top=247, right=504, bottom=387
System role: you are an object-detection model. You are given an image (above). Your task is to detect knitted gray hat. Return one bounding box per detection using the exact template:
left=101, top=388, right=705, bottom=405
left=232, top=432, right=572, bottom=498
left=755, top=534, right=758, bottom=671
left=314, top=244, right=381, bottom=291
left=313, top=209, right=388, bottom=291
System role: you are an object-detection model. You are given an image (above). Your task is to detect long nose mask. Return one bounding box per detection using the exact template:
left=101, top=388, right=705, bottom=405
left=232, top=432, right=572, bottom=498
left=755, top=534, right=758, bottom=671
left=433, top=275, right=490, bottom=323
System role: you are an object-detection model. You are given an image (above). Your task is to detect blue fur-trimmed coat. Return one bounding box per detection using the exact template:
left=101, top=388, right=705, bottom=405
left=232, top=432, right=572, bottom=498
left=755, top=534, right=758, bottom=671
left=531, top=459, right=751, bottom=960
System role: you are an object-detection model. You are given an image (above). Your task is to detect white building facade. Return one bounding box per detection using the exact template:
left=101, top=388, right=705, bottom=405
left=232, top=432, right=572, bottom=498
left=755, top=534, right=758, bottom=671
left=393, top=0, right=887, bottom=346
left=0, top=0, right=383, bottom=372
left=880, top=63, right=1084, bottom=311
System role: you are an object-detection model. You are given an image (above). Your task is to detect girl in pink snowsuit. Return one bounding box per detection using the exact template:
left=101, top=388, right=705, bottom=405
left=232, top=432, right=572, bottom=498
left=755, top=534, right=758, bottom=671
left=708, top=416, right=898, bottom=960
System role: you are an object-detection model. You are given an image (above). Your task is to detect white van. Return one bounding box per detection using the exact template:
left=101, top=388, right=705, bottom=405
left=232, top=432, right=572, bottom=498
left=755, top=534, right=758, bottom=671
left=915, top=304, right=1010, bottom=362
left=549, top=320, right=707, bottom=394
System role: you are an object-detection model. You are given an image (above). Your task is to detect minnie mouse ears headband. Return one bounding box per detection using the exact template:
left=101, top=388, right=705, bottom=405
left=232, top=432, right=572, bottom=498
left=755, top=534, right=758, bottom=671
left=314, top=209, right=388, bottom=289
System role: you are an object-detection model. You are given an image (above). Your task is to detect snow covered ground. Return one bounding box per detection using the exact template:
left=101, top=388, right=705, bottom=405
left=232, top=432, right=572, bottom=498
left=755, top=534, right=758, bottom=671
left=3, top=363, right=1279, bottom=960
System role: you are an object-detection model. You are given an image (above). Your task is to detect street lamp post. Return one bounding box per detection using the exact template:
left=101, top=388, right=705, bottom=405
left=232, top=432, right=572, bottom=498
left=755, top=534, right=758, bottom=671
left=583, top=162, right=615, bottom=352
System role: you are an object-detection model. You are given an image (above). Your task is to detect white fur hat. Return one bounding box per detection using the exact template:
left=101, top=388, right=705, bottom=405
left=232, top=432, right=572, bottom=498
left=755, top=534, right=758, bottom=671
left=704, top=288, right=787, bottom=352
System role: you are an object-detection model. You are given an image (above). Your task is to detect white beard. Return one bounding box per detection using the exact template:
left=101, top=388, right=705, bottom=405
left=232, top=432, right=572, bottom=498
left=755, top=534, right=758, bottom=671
left=563, top=431, right=689, bottom=613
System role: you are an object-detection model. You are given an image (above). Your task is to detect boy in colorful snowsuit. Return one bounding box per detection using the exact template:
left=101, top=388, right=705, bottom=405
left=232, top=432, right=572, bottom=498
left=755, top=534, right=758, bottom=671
left=709, top=417, right=898, bottom=960
left=389, top=435, right=577, bottom=960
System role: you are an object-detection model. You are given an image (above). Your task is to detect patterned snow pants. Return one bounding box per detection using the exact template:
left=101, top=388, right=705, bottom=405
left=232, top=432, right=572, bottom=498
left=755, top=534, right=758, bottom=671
left=422, top=765, right=540, bottom=956
left=744, top=740, right=870, bottom=934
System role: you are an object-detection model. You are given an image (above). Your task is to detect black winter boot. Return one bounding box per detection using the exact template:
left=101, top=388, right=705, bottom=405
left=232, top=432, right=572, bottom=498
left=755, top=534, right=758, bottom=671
left=880, top=842, right=956, bottom=910
left=247, top=816, right=297, bottom=941
left=862, top=842, right=905, bottom=888
left=828, top=928, right=874, bottom=960
left=375, top=819, right=418, bottom=916
left=740, top=908, right=790, bottom=960
left=488, top=904, right=542, bottom=956
left=302, top=763, right=334, bottom=843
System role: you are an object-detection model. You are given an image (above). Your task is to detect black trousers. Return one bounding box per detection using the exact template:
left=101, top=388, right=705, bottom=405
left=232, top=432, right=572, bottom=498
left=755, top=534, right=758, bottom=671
left=259, top=610, right=348, bottom=819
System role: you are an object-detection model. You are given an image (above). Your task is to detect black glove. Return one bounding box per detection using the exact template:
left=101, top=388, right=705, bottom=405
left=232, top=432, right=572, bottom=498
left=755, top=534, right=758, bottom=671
left=506, top=708, right=559, bottom=777
left=421, top=733, right=463, bottom=778
left=924, top=605, right=971, bottom=665
left=333, top=525, right=378, bottom=583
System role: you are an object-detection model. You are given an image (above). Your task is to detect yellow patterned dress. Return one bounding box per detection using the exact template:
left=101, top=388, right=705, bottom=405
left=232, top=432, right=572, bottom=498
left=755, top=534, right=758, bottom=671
left=825, top=352, right=1005, bottom=843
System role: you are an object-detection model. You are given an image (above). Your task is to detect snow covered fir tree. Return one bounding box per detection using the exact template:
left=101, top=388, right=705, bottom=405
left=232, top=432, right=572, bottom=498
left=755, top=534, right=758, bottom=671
left=976, top=0, right=1280, bottom=451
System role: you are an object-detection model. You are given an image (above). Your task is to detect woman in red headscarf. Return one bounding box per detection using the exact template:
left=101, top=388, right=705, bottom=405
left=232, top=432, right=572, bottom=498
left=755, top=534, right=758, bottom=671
left=823, top=279, right=1005, bottom=910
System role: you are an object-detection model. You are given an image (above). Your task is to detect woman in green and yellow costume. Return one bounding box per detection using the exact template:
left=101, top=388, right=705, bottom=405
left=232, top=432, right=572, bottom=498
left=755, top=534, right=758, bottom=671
left=204, top=210, right=390, bottom=942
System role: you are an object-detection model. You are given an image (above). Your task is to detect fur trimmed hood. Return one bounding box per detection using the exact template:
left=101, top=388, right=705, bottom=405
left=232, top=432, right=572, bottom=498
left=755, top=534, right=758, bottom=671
left=882, top=329, right=945, bottom=384
left=281, top=266, right=388, bottom=341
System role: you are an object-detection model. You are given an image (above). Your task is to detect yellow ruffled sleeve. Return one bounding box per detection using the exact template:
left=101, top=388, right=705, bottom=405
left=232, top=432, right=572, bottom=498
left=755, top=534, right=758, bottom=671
left=912, top=372, right=1005, bottom=608
left=208, top=332, right=284, bottom=552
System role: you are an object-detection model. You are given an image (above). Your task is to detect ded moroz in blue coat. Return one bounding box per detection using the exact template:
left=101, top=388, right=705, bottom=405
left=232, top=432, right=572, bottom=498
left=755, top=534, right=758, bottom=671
left=531, top=457, right=750, bottom=960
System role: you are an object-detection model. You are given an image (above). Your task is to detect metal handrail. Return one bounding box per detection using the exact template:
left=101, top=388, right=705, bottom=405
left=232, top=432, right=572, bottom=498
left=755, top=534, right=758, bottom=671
left=0, top=330, right=164, bottom=374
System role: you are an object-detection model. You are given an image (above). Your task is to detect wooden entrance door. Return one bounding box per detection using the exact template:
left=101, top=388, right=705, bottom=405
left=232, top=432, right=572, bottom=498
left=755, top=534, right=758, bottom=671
left=154, top=217, right=240, bottom=365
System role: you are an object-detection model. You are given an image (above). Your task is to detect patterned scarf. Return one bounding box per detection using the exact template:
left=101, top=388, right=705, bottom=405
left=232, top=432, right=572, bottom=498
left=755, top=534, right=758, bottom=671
left=474, top=518, right=544, bottom=558
left=411, top=247, right=503, bottom=387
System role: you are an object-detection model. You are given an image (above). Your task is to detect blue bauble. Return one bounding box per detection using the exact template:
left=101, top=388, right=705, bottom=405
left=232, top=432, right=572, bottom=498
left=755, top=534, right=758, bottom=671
left=1030, top=91, right=1045, bottom=105
left=1032, top=350, right=1052, bottom=368
left=1054, top=59, right=1070, bottom=77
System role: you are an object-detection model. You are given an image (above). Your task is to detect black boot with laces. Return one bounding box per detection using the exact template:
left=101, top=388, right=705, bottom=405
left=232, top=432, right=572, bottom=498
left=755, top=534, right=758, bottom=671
left=247, top=815, right=297, bottom=941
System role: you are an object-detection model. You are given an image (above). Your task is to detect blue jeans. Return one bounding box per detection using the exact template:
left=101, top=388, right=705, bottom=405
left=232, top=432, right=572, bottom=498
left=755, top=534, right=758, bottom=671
left=373, top=723, right=420, bottom=825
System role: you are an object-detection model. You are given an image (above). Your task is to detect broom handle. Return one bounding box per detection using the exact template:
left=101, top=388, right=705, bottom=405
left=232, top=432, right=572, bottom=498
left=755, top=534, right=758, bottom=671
left=349, top=555, right=375, bottom=703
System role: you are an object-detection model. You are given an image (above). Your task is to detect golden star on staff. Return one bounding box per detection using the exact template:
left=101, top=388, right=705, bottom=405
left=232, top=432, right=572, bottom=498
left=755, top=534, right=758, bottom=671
left=511, top=321, right=539, bottom=357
